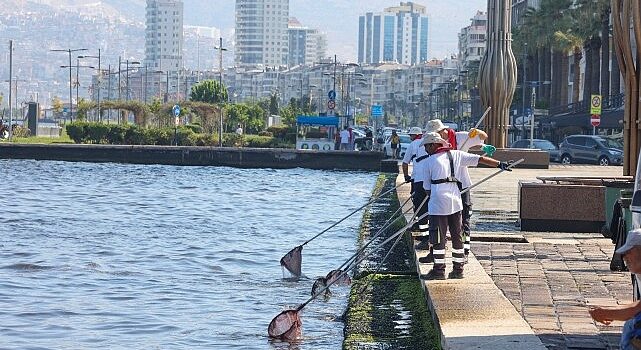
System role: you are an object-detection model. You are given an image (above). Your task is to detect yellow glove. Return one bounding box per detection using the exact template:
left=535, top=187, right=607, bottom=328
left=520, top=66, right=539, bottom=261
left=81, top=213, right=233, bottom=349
left=468, top=128, right=479, bottom=139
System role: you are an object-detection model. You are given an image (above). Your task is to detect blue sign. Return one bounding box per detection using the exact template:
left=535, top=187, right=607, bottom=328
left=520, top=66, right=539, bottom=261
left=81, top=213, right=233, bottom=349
left=328, top=90, right=336, bottom=101
left=371, top=105, right=384, bottom=118
left=525, top=107, right=533, bottom=117
left=172, top=105, right=181, bottom=117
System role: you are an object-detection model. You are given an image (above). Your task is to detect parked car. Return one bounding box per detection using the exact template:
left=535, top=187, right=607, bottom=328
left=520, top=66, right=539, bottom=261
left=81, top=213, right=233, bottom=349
left=558, top=135, right=623, bottom=166
left=382, top=133, right=412, bottom=158
left=510, top=139, right=559, bottom=162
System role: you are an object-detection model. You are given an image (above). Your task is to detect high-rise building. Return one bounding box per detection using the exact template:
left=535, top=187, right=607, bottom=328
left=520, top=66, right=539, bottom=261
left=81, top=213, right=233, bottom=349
left=235, top=0, right=289, bottom=67
left=512, top=0, right=541, bottom=27
left=144, top=0, right=184, bottom=72
left=358, top=1, right=429, bottom=66
left=288, top=17, right=327, bottom=67
left=458, top=11, right=487, bottom=70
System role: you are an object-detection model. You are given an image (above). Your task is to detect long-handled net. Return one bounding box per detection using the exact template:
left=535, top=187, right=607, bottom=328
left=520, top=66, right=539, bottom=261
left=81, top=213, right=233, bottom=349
left=318, top=195, right=414, bottom=293
left=280, top=181, right=408, bottom=277
left=268, top=214, right=424, bottom=340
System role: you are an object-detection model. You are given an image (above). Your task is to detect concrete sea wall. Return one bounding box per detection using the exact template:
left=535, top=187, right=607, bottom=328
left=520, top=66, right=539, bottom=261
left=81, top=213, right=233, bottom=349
left=0, top=144, right=384, bottom=171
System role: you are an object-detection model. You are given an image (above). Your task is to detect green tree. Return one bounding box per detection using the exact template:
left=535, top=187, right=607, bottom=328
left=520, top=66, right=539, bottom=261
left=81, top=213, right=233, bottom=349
left=246, top=103, right=266, bottom=133
left=52, top=96, right=63, bottom=113
left=269, top=92, right=279, bottom=115
left=190, top=80, right=229, bottom=104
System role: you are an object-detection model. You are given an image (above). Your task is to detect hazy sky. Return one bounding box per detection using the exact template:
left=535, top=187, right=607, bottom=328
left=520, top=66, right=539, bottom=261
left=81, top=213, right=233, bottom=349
left=190, top=0, right=488, bottom=61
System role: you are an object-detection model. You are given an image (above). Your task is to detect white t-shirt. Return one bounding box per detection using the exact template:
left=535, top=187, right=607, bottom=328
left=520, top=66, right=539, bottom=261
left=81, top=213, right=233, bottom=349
left=412, top=142, right=429, bottom=183
left=402, top=138, right=427, bottom=180
left=236, top=127, right=243, bottom=135
left=340, top=130, right=350, bottom=144
left=423, top=150, right=480, bottom=215
left=455, top=131, right=484, bottom=189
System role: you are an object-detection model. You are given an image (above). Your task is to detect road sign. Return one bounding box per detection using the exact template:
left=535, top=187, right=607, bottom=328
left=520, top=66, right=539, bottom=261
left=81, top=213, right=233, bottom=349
left=590, top=95, right=602, bottom=115
left=328, top=90, right=336, bottom=101
left=371, top=105, right=383, bottom=118
left=63, top=107, right=69, bottom=117
left=327, top=100, right=336, bottom=110
left=591, top=114, right=601, bottom=127
left=172, top=104, right=181, bottom=117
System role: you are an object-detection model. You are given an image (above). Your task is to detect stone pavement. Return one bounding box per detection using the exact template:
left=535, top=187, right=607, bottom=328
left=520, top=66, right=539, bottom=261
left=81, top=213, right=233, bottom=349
left=397, top=165, right=634, bottom=350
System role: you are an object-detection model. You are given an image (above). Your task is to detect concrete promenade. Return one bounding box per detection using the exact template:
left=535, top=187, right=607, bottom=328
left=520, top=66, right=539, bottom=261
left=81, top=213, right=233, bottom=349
left=397, top=165, right=633, bottom=350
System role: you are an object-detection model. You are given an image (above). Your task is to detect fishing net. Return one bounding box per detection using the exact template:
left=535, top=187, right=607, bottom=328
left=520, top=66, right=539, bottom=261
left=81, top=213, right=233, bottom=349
left=280, top=245, right=302, bottom=277
left=267, top=309, right=302, bottom=340
left=311, top=277, right=331, bottom=297
left=325, top=269, right=351, bottom=286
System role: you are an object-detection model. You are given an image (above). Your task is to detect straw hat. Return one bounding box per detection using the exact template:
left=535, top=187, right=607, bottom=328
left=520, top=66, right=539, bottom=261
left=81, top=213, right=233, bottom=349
left=408, top=127, right=423, bottom=135
left=425, top=119, right=449, bottom=133
left=616, top=228, right=641, bottom=255
left=420, top=132, right=449, bottom=147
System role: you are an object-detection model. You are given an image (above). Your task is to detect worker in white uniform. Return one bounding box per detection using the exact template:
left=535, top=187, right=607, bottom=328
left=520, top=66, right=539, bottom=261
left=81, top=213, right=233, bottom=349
left=425, top=119, right=488, bottom=259
left=419, top=132, right=510, bottom=280
left=402, top=127, right=430, bottom=242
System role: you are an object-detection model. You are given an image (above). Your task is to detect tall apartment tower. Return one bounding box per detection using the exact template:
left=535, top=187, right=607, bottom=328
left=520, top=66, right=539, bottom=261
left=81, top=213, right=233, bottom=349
left=235, top=0, right=289, bottom=67
left=145, top=0, right=184, bottom=72
left=288, top=17, right=327, bottom=67
left=358, top=1, right=429, bottom=66
left=458, top=11, right=487, bottom=70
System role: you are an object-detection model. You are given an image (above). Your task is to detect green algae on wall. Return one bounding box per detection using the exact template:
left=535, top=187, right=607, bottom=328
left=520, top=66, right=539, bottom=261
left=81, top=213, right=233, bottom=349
left=343, top=174, right=440, bottom=350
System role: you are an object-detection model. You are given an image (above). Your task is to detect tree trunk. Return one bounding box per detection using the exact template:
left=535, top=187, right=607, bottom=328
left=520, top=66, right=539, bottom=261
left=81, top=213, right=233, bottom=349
left=612, top=45, right=621, bottom=95
left=583, top=41, right=592, bottom=101
left=573, top=47, right=582, bottom=104
left=551, top=50, right=563, bottom=108
left=544, top=46, right=552, bottom=106
left=560, top=52, right=569, bottom=108
left=601, top=10, right=611, bottom=98
left=591, top=37, right=602, bottom=96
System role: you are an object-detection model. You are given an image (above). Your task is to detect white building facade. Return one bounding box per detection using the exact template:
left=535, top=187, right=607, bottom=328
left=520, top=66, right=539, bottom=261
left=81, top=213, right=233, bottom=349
left=235, top=0, right=289, bottom=67
left=458, top=11, right=487, bottom=70
left=358, top=2, right=429, bottom=66
left=144, top=0, right=184, bottom=73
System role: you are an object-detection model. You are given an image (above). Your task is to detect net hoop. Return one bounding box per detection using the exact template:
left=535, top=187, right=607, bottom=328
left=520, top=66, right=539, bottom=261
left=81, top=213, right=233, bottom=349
left=267, top=309, right=302, bottom=340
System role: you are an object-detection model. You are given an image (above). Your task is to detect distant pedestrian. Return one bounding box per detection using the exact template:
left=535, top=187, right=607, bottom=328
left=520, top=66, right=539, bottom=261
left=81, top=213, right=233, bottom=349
left=365, top=127, right=373, bottom=150
left=236, top=124, right=243, bottom=135
left=390, top=130, right=400, bottom=159
left=402, top=127, right=429, bottom=244
left=334, top=128, right=341, bottom=150
left=348, top=126, right=355, bottom=151
left=340, top=126, right=350, bottom=150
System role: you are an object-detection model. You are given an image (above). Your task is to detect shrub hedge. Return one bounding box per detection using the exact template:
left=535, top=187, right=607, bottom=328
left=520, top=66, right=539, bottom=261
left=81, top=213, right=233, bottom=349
left=65, top=122, right=288, bottom=148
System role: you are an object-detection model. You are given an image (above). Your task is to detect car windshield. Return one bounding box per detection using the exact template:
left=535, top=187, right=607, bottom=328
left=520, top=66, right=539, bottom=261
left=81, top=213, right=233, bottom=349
left=597, top=138, right=622, bottom=149
left=399, top=135, right=412, bottom=144
left=533, top=140, right=556, bottom=150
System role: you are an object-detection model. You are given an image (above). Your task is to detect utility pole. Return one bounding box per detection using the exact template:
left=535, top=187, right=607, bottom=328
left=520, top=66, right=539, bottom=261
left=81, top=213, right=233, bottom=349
left=522, top=42, right=527, bottom=139
left=8, top=40, right=13, bottom=141
left=530, top=86, right=536, bottom=149
left=214, top=37, right=228, bottom=147
left=51, top=48, right=87, bottom=122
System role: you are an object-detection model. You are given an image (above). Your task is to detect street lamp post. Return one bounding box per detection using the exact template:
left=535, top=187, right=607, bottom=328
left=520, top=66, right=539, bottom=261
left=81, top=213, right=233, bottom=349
left=530, top=86, right=536, bottom=149
left=51, top=48, right=88, bottom=122
left=78, top=49, right=101, bottom=121
left=60, top=61, right=95, bottom=120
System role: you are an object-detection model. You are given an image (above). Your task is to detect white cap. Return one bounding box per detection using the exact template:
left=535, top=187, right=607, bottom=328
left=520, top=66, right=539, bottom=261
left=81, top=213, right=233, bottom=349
left=420, top=132, right=449, bottom=147
left=615, top=228, right=641, bottom=255
left=425, top=119, right=449, bottom=133
left=408, top=127, right=423, bottom=135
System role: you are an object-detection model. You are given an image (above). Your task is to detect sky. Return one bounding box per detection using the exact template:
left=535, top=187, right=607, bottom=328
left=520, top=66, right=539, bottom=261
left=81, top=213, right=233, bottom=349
left=186, top=0, right=488, bottom=61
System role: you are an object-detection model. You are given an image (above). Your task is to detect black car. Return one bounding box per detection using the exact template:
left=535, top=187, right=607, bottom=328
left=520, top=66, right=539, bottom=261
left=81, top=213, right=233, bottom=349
left=510, top=139, right=559, bottom=162
left=558, top=135, right=623, bottom=166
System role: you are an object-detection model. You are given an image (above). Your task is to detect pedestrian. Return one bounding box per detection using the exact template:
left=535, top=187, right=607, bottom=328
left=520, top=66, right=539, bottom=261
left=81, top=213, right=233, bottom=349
left=425, top=119, right=488, bottom=258
left=340, top=126, right=350, bottom=150
left=236, top=123, right=243, bottom=135
left=419, top=132, right=511, bottom=280
left=590, top=229, right=641, bottom=350
left=390, top=130, right=400, bottom=159
left=348, top=126, right=355, bottom=151
left=365, top=127, right=373, bottom=150
left=402, top=127, right=430, bottom=244
left=334, top=127, right=341, bottom=150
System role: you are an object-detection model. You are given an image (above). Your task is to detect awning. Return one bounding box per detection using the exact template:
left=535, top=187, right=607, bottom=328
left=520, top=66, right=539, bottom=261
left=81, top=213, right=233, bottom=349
left=296, top=116, right=340, bottom=126
left=539, top=107, right=623, bottom=129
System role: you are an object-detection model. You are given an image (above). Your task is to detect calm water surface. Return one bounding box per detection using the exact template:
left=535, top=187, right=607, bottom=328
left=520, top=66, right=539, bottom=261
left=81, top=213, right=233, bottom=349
left=0, top=160, right=377, bottom=349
